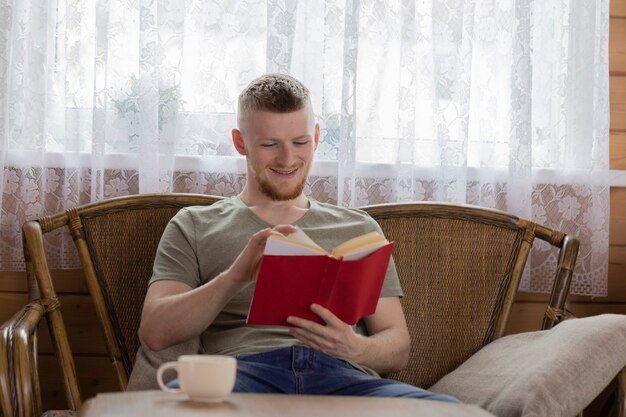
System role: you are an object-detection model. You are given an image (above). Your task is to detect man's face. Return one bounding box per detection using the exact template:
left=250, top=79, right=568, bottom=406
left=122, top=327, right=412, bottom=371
left=234, top=107, right=319, bottom=201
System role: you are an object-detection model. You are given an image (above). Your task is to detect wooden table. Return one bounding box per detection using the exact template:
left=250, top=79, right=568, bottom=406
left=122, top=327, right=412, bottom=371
left=79, top=390, right=496, bottom=417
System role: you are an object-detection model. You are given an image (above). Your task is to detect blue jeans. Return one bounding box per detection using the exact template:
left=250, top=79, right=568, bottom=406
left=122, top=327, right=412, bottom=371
left=169, top=346, right=459, bottom=403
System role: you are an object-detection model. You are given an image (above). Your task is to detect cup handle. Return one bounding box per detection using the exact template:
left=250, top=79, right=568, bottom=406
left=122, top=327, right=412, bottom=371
left=156, top=361, right=180, bottom=393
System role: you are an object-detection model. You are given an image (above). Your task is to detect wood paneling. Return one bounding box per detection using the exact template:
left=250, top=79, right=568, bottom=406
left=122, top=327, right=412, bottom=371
left=612, top=0, right=626, bottom=18
left=0, top=271, right=29, bottom=292
left=505, top=301, right=547, bottom=335
left=611, top=132, right=626, bottom=169
left=505, top=300, right=626, bottom=336
left=611, top=76, right=626, bottom=132
left=37, top=295, right=108, bottom=355
left=571, top=302, right=626, bottom=316
left=0, top=270, right=88, bottom=294
left=610, top=188, right=626, bottom=246
left=38, top=354, right=119, bottom=411
left=606, top=261, right=626, bottom=301
left=0, top=293, right=108, bottom=355
left=611, top=18, right=626, bottom=74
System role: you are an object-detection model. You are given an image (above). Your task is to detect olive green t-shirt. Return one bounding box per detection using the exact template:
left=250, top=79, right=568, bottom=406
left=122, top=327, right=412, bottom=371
left=150, top=196, right=403, bottom=373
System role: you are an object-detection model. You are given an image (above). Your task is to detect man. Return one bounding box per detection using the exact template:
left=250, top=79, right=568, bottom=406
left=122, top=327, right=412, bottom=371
left=133, top=73, right=457, bottom=401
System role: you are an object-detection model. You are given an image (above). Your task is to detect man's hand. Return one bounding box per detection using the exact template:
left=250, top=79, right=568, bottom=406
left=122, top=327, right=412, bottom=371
left=286, top=304, right=367, bottom=361
left=286, top=297, right=410, bottom=375
left=227, top=224, right=298, bottom=285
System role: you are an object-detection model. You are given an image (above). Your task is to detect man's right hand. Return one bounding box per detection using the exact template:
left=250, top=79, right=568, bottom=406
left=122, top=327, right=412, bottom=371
left=227, top=224, right=299, bottom=285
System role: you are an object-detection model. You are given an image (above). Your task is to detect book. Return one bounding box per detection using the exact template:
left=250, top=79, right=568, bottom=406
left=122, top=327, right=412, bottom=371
left=246, top=229, right=395, bottom=326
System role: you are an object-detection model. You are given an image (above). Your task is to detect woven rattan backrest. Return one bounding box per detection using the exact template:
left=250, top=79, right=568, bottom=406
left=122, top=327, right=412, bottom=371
left=71, top=195, right=222, bottom=380
left=80, top=207, right=182, bottom=373
left=363, top=203, right=533, bottom=388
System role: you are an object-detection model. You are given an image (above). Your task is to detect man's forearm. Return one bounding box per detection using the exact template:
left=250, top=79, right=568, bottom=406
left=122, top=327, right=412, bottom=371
left=139, top=272, right=247, bottom=351
left=350, top=327, right=410, bottom=375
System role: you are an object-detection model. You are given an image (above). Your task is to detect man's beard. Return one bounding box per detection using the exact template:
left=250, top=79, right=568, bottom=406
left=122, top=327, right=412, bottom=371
left=253, top=164, right=310, bottom=201
left=258, top=172, right=308, bottom=201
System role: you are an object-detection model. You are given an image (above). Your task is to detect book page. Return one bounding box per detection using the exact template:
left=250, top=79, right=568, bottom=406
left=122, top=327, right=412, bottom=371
left=340, top=240, right=391, bottom=260
left=264, top=233, right=328, bottom=256
left=284, top=228, right=321, bottom=248
left=331, top=231, right=388, bottom=259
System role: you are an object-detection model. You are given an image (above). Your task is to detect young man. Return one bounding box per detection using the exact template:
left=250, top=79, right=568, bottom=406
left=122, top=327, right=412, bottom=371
left=134, top=73, right=457, bottom=401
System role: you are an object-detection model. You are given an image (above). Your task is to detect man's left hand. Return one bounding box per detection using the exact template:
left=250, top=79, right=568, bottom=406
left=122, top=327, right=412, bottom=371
left=286, top=304, right=366, bottom=362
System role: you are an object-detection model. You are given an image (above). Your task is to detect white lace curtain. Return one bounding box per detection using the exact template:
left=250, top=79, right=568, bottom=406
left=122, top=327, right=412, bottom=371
left=0, top=0, right=609, bottom=295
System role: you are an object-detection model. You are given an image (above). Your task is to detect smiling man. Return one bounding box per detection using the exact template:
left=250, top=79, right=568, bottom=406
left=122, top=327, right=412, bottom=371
left=133, top=73, right=458, bottom=402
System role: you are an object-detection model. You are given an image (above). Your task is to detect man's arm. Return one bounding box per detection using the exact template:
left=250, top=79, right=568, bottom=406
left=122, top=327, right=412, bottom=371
left=286, top=296, right=410, bottom=374
left=139, top=273, right=245, bottom=351
left=140, top=225, right=297, bottom=351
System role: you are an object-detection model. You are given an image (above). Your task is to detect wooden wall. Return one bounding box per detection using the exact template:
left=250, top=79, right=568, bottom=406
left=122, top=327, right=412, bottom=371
left=611, top=5, right=626, bottom=325
left=0, top=1, right=625, bottom=412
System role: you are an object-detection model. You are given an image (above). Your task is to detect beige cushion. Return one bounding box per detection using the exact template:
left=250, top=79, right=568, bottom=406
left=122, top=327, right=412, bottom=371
left=127, top=334, right=200, bottom=390
left=431, top=314, right=626, bottom=417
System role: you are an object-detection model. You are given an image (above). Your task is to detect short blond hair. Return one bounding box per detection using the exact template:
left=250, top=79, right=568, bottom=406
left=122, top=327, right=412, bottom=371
left=237, top=74, right=314, bottom=131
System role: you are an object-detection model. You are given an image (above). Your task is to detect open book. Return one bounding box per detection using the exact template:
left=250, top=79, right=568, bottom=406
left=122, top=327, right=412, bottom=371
left=247, top=229, right=395, bottom=326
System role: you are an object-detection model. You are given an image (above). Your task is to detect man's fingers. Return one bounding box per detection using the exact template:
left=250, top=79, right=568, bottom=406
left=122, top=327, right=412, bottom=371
left=289, top=327, right=330, bottom=351
left=286, top=315, right=325, bottom=333
left=286, top=305, right=343, bottom=331
left=310, top=304, right=341, bottom=327
left=248, top=228, right=274, bottom=247
left=248, top=225, right=298, bottom=251
left=272, top=224, right=299, bottom=236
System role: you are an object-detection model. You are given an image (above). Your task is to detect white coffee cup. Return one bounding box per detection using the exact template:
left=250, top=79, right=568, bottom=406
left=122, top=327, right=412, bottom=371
left=156, top=355, right=237, bottom=402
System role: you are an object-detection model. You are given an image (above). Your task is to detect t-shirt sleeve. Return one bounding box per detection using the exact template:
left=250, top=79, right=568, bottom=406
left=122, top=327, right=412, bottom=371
left=381, top=256, right=403, bottom=297
left=149, top=209, right=201, bottom=288
left=361, top=214, right=404, bottom=298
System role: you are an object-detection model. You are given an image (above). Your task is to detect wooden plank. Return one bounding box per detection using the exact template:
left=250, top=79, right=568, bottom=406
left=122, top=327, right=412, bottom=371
left=0, top=269, right=89, bottom=293
left=611, top=76, right=626, bottom=131
left=0, top=294, right=109, bottom=355
left=606, top=258, right=626, bottom=300
left=610, top=188, right=626, bottom=246
left=38, top=354, right=119, bottom=412
left=37, top=294, right=109, bottom=355
left=511, top=291, right=549, bottom=303
left=611, top=132, right=626, bottom=169
left=609, top=244, right=626, bottom=265
left=611, top=18, right=626, bottom=74
left=506, top=300, right=626, bottom=336
left=0, top=271, right=28, bottom=292
left=0, top=293, right=29, bottom=324
left=570, top=302, right=626, bottom=316
left=612, top=0, right=626, bottom=18
left=505, top=301, right=546, bottom=335
left=587, top=188, right=626, bottom=303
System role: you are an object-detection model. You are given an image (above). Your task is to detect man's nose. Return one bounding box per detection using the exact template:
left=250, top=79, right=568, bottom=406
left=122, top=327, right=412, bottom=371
left=277, top=145, right=295, bottom=165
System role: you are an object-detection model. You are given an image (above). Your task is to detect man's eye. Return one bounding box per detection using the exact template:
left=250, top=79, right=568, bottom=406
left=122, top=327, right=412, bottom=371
left=261, top=143, right=276, bottom=148
left=294, top=141, right=309, bottom=146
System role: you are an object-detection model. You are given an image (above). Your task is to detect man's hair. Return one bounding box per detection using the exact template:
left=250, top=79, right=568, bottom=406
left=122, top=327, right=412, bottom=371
left=237, top=73, right=313, bottom=131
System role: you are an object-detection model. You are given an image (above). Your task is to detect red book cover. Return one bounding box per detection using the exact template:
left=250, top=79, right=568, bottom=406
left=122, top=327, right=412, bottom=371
left=247, top=241, right=395, bottom=326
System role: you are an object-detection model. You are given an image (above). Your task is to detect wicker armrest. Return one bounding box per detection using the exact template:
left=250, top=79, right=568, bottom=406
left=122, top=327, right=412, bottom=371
left=0, top=311, right=17, bottom=417
left=430, top=315, right=626, bottom=417
left=0, top=300, right=46, bottom=417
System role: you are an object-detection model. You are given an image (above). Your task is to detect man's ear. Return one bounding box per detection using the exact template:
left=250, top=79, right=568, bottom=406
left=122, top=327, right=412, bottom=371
left=232, top=129, right=247, bottom=156
left=313, top=123, right=320, bottom=150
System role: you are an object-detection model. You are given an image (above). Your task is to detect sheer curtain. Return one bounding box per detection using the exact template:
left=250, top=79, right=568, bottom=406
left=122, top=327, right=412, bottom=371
left=0, top=0, right=609, bottom=295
